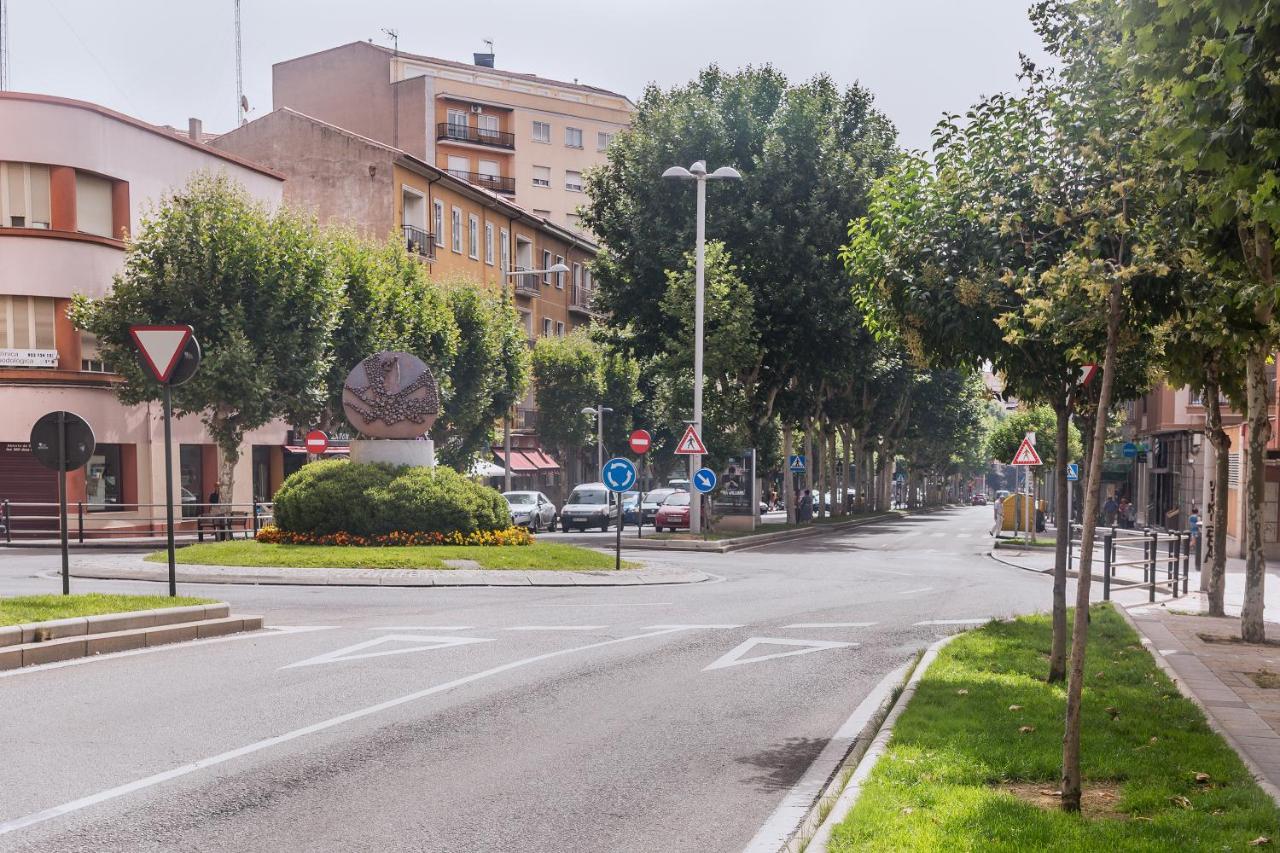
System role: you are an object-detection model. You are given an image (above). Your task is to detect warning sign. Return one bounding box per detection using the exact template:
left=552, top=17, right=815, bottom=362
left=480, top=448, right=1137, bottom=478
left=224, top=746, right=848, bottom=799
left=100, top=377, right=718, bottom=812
left=1010, top=438, right=1042, bottom=466
left=674, top=424, right=707, bottom=455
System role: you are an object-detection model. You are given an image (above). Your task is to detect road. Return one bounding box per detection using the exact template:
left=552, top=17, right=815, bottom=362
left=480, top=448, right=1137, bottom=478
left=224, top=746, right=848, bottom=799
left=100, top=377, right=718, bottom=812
left=0, top=507, right=1054, bottom=853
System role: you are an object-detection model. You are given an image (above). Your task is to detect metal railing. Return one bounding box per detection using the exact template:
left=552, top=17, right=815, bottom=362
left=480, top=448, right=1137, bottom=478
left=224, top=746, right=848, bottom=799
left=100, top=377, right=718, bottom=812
left=437, top=122, right=515, bottom=149
left=513, top=269, right=541, bottom=296
left=569, top=285, right=596, bottom=314
left=445, top=169, right=516, bottom=194
left=1, top=500, right=273, bottom=544
left=403, top=225, right=435, bottom=259
left=1068, top=524, right=1193, bottom=602
left=516, top=408, right=538, bottom=430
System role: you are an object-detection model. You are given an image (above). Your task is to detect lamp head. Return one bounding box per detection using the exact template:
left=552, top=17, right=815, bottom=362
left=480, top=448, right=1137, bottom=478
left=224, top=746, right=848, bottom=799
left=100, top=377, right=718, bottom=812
left=547, top=263, right=570, bottom=274
left=662, top=166, right=693, bottom=180
left=709, top=166, right=742, bottom=180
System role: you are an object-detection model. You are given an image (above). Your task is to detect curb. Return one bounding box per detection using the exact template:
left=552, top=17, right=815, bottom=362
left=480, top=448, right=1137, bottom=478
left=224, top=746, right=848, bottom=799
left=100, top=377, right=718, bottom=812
left=1113, top=602, right=1280, bottom=808
left=802, top=634, right=960, bottom=853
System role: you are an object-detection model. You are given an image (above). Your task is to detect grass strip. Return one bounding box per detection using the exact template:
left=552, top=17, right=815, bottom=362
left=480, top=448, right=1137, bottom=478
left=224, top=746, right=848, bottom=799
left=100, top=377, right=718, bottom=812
left=147, top=541, right=633, bottom=571
left=828, top=604, right=1280, bottom=851
left=0, top=593, right=216, bottom=626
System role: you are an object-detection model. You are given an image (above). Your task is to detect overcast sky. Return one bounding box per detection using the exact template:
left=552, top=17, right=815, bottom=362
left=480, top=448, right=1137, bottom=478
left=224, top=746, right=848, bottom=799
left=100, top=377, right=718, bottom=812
left=8, top=0, right=1050, bottom=152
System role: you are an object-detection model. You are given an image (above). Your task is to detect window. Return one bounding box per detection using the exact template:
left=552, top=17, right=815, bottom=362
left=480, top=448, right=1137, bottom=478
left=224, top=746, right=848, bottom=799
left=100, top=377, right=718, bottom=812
left=542, top=250, right=553, bottom=284
left=565, top=170, right=583, bottom=192
left=500, top=229, right=510, bottom=274
left=597, top=131, right=614, bottom=151
left=478, top=159, right=499, bottom=179
left=86, top=444, right=126, bottom=512
left=532, top=120, right=551, bottom=143
left=565, top=127, right=583, bottom=148
left=555, top=255, right=565, bottom=288
left=556, top=321, right=565, bottom=337
left=542, top=318, right=553, bottom=338
left=566, top=213, right=583, bottom=231
left=75, top=172, right=113, bottom=238
left=532, top=209, right=551, bottom=218
left=451, top=207, right=463, bottom=253
left=468, top=214, right=480, bottom=259
left=402, top=188, right=426, bottom=229
left=476, top=114, right=499, bottom=141
left=180, top=445, right=205, bottom=518
left=583, top=267, right=592, bottom=290
left=532, top=166, right=551, bottom=188
left=446, top=155, right=470, bottom=177
left=80, top=331, right=108, bottom=373
left=572, top=262, right=582, bottom=290
left=433, top=200, right=444, bottom=246
left=1, top=162, right=51, bottom=228
left=484, top=223, right=495, bottom=265
left=447, top=109, right=469, bottom=138
left=518, top=309, right=533, bottom=338
left=0, top=295, right=57, bottom=357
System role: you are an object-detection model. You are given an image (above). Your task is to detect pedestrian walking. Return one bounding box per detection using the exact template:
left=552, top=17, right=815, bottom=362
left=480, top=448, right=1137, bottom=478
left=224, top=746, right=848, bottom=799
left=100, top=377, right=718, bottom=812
left=1189, top=505, right=1201, bottom=553
left=1103, top=493, right=1118, bottom=526
left=798, top=489, right=813, bottom=522
left=990, top=494, right=1005, bottom=537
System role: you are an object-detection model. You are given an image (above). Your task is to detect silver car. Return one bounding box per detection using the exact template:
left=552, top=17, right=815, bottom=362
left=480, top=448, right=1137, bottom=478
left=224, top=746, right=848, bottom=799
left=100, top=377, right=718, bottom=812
left=502, top=491, right=557, bottom=532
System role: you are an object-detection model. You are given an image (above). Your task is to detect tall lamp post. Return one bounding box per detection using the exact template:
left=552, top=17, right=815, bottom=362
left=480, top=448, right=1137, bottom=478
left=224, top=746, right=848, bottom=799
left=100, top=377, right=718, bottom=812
left=582, top=405, right=613, bottom=481
left=501, top=262, right=570, bottom=492
left=662, top=160, right=740, bottom=533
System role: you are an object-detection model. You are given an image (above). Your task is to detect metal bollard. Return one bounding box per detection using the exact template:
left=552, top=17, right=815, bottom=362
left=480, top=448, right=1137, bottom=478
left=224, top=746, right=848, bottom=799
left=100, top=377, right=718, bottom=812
left=1148, top=528, right=1158, bottom=602
left=77, top=502, right=84, bottom=544
left=1171, top=533, right=1181, bottom=599
left=1, top=499, right=8, bottom=544
left=1183, top=530, right=1191, bottom=595
left=1103, top=531, right=1113, bottom=601
left=1068, top=524, right=1074, bottom=575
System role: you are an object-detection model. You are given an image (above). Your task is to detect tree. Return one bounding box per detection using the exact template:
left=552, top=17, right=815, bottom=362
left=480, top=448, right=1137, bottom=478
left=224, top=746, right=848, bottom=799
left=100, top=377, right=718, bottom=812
left=432, top=285, right=503, bottom=470
left=531, top=332, right=604, bottom=484
left=71, top=174, right=343, bottom=506
left=986, top=405, right=1082, bottom=477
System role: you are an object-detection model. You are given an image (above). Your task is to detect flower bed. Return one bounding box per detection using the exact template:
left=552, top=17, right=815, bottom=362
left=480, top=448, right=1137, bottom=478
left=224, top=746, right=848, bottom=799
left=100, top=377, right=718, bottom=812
left=255, top=524, right=533, bottom=547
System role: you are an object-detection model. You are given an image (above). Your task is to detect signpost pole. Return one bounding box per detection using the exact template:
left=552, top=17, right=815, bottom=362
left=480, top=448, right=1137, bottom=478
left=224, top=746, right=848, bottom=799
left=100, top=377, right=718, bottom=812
left=162, top=383, right=177, bottom=597
left=615, top=491, right=622, bottom=570
left=57, top=411, right=69, bottom=595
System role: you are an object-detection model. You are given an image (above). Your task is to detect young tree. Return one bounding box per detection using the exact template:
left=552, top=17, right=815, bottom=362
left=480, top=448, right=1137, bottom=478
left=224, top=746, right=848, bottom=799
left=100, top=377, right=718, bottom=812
left=71, top=174, right=343, bottom=506
left=531, top=332, right=604, bottom=484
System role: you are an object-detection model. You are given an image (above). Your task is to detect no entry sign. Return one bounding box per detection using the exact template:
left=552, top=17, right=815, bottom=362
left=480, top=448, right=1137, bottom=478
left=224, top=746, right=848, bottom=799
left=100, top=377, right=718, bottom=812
left=305, top=430, right=329, bottom=454
left=629, top=429, right=651, bottom=455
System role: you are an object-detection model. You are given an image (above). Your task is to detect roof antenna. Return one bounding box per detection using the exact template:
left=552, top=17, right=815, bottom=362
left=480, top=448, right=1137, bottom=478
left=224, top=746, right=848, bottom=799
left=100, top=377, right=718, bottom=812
left=382, top=28, right=400, bottom=148
left=235, top=0, right=245, bottom=124
left=0, top=0, right=10, bottom=91
left=475, top=38, right=495, bottom=68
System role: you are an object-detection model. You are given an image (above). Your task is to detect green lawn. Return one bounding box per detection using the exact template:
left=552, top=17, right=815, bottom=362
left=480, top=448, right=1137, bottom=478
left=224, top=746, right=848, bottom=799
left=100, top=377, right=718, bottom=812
left=148, top=540, right=633, bottom=571
left=0, top=593, right=216, bottom=626
left=829, top=605, right=1280, bottom=851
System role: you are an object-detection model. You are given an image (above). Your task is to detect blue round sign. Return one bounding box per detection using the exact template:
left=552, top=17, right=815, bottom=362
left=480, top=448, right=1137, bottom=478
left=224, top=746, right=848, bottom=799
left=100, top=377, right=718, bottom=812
left=693, top=467, right=717, bottom=493
left=1122, top=442, right=1137, bottom=459
left=602, top=457, right=637, bottom=493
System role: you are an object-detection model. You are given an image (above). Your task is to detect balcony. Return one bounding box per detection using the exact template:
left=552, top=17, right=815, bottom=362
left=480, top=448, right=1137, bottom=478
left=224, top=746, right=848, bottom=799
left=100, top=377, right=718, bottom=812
left=403, top=225, right=436, bottom=259
left=569, top=285, right=596, bottom=316
left=446, top=169, right=516, bottom=195
left=516, top=408, right=538, bottom=431
left=513, top=269, right=541, bottom=298
left=437, top=122, right=515, bottom=150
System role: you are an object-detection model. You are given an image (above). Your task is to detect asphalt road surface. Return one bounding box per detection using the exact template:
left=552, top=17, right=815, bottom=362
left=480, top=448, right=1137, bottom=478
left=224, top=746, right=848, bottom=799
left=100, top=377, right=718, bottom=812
left=0, top=507, right=1057, bottom=853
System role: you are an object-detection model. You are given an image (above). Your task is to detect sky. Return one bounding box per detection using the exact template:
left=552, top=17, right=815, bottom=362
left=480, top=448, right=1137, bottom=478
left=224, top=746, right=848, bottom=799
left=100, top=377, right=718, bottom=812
left=7, top=0, right=1051, bottom=152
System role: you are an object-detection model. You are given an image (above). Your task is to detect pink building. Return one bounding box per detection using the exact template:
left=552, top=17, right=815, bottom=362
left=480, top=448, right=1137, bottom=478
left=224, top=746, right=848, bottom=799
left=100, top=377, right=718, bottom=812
left=0, top=92, right=284, bottom=535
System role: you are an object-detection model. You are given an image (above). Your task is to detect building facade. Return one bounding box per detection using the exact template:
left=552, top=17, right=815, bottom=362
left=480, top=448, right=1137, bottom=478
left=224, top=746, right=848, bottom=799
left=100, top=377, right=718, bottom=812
left=0, top=92, right=285, bottom=533
left=270, top=41, right=632, bottom=235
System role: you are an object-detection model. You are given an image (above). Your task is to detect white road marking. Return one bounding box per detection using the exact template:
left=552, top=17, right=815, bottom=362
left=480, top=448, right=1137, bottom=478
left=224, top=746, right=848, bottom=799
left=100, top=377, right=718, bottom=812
left=535, top=602, right=671, bottom=607
left=957, top=533, right=972, bottom=538
left=783, top=622, right=878, bottom=629
left=644, top=624, right=743, bottom=630
left=742, top=658, right=913, bottom=852
left=915, top=619, right=989, bottom=626
left=0, top=626, right=337, bottom=680
left=703, top=637, right=856, bottom=672
left=369, top=626, right=473, bottom=631
left=0, top=625, right=705, bottom=837
left=283, top=635, right=493, bottom=669
left=898, top=587, right=934, bottom=595
left=502, top=625, right=607, bottom=631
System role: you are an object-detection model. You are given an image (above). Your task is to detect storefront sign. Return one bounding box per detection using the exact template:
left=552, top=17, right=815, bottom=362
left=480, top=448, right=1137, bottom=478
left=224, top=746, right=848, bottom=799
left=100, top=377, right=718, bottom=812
left=0, top=349, right=58, bottom=368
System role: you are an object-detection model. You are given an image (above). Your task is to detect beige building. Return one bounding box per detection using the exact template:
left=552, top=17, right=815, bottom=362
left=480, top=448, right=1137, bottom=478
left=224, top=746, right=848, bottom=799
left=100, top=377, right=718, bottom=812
left=271, top=41, right=633, bottom=235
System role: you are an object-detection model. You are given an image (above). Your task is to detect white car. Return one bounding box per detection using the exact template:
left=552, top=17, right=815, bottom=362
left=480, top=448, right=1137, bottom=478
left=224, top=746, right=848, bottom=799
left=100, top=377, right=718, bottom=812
left=559, top=483, right=620, bottom=532
left=502, top=491, right=557, bottom=532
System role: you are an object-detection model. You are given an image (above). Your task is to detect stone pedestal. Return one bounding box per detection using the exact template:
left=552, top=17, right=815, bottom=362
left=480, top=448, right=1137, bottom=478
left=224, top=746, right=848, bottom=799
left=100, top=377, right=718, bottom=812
left=350, top=438, right=435, bottom=468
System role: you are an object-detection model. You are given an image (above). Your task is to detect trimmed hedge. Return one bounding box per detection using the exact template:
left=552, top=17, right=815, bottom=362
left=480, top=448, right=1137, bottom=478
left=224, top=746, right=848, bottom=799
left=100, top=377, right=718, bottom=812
left=272, top=459, right=510, bottom=537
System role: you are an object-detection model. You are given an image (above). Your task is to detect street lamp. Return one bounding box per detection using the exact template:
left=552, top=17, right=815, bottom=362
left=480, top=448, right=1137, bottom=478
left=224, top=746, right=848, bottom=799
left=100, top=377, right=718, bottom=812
left=582, top=405, right=613, bottom=481
left=663, top=160, right=741, bottom=533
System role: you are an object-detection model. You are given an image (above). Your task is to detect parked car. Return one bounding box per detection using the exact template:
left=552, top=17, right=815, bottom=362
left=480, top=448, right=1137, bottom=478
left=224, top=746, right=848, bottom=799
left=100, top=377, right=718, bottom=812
left=620, top=491, right=641, bottom=525
left=654, top=491, right=691, bottom=532
left=640, top=487, right=683, bottom=526
left=559, top=483, right=619, bottom=532
left=667, top=478, right=691, bottom=491
left=970, top=493, right=988, bottom=506
left=502, top=491, right=557, bottom=532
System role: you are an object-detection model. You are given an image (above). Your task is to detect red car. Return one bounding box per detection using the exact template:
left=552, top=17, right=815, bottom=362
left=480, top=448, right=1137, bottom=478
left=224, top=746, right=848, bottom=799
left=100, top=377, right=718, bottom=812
left=653, top=491, right=691, bottom=532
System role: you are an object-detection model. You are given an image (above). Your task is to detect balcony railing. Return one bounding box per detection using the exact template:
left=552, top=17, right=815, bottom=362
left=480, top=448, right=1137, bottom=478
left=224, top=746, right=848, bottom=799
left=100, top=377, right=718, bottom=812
left=446, top=169, right=516, bottom=195
left=437, top=122, right=515, bottom=150
left=513, top=269, right=541, bottom=297
left=516, top=408, right=538, bottom=430
left=569, top=285, right=596, bottom=315
left=403, top=225, right=436, bottom=259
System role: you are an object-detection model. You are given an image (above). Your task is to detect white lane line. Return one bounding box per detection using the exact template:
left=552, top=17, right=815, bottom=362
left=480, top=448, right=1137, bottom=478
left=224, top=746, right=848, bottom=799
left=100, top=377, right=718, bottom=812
left=898, top=587, right=934, bottom=595
left=369, top=626, right=473, bottom=631
left=742, top=658, right=914, bottom=852
left=0, top=625, right=701, bottom=837
left=0, top=626, right=337, bottom=680
left=535, top=603, right=671, bottom=607
left=783, top=622, right=878, bottom=629
left=283, top=635, right=493, bottom=669
left=915, top=619, right=989, bottom=626
left=502, top=625, right=607, bottom=631
left=643, top=624, right=743, bottom=629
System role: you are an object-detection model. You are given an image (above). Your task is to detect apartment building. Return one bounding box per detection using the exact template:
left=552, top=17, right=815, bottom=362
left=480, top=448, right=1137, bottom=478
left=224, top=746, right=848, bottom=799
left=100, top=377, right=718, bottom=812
left=212, top=107, right=601, bottom=491
left=270, top=40, right=632, bottom=235
left=0, top=92, right=285, bottom=531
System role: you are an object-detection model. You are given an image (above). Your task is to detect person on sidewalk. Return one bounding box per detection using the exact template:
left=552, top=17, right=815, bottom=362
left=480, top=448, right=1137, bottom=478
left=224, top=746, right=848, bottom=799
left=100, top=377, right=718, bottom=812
left=1103, top=493, right=1118, bottom=526
left=990, top=494, right=1005, bottom=537
left=1189, top=506, right=1201, bottom=554
left=798, top=489, right=813, bottom=523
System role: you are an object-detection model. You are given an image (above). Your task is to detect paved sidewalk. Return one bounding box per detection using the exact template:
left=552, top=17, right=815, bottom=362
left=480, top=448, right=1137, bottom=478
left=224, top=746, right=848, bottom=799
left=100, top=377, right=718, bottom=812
left=1124, top=605, right=1280, bottom=803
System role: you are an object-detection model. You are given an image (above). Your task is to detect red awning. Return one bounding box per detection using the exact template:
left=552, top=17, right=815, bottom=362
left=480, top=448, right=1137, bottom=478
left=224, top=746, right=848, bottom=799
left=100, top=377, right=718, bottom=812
left=525, top=450, right=561, bottom=471
left=284, top=445, right=350, bottom=455
left=494, top=450, right=540, bottom=473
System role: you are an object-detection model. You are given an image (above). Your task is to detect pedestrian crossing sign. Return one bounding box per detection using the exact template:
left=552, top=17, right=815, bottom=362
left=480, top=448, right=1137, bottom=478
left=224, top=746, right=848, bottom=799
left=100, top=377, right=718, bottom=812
left=1010, top=438, right=1042, bottom=466
left=1066, top=462, right=1079, bottom=481
left=674, top=424, right=707, bottom=455
left=788, top=454, right=806, bottom=473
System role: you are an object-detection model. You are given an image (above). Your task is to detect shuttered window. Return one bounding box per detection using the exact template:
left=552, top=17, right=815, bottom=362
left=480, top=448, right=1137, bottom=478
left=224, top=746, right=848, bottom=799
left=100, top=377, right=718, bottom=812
left=0, top=296, right=57, bottom=349
left=75, top=172, right=113, bottom=238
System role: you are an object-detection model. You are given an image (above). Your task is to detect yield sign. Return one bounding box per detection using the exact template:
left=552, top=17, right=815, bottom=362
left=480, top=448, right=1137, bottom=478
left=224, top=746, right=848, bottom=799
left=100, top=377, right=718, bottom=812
left=282, top=634, right=492, bottom=669
left=1010, top=437, right=1042, bottom=466
left=129, top=325, right=193, bottom=383
left=674, top=424, right=707, bottom=455
left=703, top=637, right=855, bottom=671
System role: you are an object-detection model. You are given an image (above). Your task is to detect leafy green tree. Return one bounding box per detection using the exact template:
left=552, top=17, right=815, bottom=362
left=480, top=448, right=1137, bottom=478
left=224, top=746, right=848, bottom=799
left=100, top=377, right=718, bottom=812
left=71, top=174, right=342, bottom=505
left=531, top=331, right=604, bottom=484
left=432, top=285, right=502, bottom=470
left=985, top=406, right=1082, bottom=473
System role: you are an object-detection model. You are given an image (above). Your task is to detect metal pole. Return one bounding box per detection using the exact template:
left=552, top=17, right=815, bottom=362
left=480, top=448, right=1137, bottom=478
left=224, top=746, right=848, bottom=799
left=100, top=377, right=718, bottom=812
left=597, top=405, right=604, bottom=482
left=2, top=499, right=10, bottom=544
left=503, top=411, right=512, bottom=493
left=1183, top=529, right=1191, bottom=595
left=77, top=500, right=84, bottom=544
left=615, top=491, right=621, bottom=570
left=1148, top=528, right=1157, bottom=603
left=1103, top=531, right=1112, bottom=601
left=163, top=384, right=177, bottom=597
left=58, top=411, right=69, bottom=595
left=689, top=172, right=706, bottom=536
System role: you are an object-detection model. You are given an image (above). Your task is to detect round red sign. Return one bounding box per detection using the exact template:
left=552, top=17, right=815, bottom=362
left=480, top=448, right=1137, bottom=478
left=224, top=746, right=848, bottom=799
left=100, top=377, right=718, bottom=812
left=305, top=430, right=329, bottom=454
left=629, top=429, right=651, bottom=455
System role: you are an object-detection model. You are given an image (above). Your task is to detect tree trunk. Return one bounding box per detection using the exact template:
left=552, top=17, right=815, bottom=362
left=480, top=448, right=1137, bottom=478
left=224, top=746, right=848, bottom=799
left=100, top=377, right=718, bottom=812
left=804, top=425, right=816, bottom=521
left=1203, top=369, right=1230, bottom=616
left=842, top=427, right=853, bottom=516
left=1061, top=277, right=1122, bottom=812
left=783, top=425, right=796, bottom=525
left=828, top=430, right=840, bottom=516
left=1048, top=399, right=1070, bottom=684
left=1242, top=344, right=1271, bottom=643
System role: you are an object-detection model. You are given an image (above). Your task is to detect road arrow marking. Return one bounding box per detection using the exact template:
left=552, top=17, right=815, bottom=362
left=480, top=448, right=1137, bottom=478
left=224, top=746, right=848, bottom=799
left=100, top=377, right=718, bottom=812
left=783, top=622, right=878, bottom=629
left=703, top=637, right=856, bottom=671
left=503, top=625, right=607, bottom=631
left=369, top=626, right=474, bottom=631
left=282, top=634, right=492, bottom=669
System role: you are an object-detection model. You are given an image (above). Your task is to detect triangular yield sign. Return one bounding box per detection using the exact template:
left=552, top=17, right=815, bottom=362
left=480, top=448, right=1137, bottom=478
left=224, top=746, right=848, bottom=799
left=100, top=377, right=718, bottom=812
left=129, top=325, right=192, bottom=383
left=702, top=636, right=855, bottom=671
left=674, top=424, right=707, bottom=455
left=282, top=634, right=492, bottom=669
left=1010, top=437, right=1043, bottom=466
